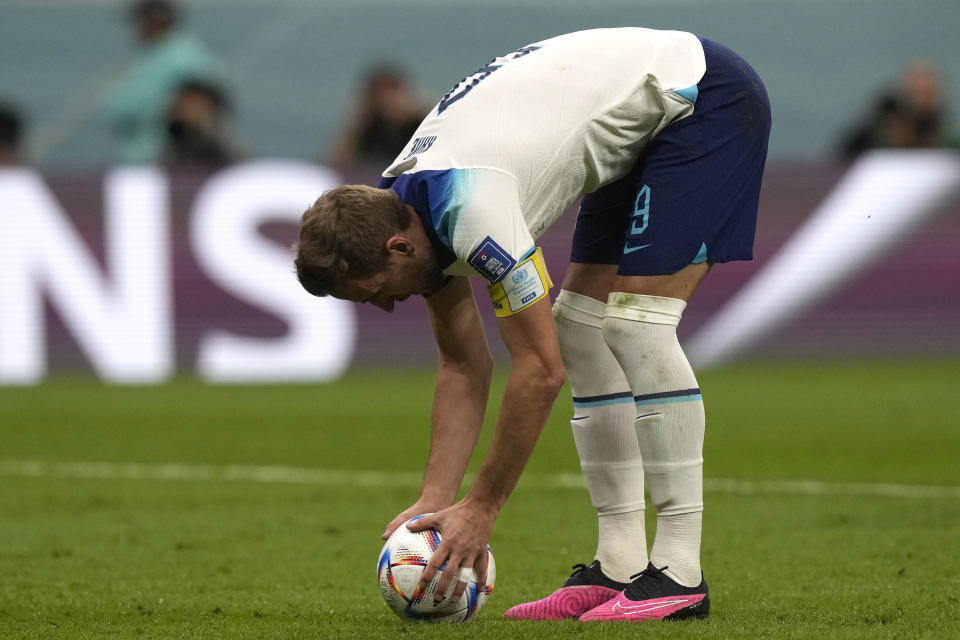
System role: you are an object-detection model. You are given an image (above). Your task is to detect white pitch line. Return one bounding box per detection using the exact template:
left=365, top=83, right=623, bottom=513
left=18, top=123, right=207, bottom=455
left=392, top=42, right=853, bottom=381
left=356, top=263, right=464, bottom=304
left=1, top=460, right=959, bottom=500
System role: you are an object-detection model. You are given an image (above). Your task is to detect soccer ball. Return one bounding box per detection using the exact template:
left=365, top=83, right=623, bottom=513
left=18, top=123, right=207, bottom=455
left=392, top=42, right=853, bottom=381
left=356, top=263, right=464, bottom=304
left=377, top=514, right=495, bottom=622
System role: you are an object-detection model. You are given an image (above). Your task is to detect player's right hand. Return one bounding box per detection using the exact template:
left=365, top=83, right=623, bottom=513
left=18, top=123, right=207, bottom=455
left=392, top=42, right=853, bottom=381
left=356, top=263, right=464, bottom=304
left=381, top=499, right=449, bottom=540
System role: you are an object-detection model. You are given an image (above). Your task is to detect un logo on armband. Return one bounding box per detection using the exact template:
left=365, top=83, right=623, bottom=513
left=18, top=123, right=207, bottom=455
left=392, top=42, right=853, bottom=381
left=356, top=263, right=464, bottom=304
left=487, top=248, right=553, bottom=318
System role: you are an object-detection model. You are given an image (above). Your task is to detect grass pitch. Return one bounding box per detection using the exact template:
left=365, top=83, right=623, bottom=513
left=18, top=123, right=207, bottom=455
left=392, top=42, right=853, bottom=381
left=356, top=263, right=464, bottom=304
left=1, top=359, right=959, bottom=639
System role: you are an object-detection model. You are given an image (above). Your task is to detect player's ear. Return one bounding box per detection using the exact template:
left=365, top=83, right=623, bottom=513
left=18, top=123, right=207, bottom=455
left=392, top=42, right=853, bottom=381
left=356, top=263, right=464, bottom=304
left=385, top=235, right=413, bottom=256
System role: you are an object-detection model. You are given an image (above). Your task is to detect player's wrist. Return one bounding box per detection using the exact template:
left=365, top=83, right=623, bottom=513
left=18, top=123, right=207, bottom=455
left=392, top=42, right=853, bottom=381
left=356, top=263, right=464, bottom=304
left=418, top=486, right=456, bottom=508
left=460, top=489, right=502, bottom=519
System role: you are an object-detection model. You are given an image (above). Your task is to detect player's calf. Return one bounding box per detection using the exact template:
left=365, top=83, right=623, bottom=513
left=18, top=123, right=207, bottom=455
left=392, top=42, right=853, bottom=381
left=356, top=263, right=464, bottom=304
left=554, top=290, right=649, bottom=582
left=601, top=292, right=705, bottom=588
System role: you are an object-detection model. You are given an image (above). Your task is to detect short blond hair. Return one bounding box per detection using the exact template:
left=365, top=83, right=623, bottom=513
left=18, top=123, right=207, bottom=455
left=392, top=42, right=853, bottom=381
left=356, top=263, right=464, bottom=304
left=295, top=185, right=410, bottom=296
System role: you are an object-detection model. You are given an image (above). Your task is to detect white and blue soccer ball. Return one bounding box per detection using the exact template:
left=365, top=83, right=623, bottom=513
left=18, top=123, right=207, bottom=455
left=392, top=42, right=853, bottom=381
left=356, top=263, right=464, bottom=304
left=377, top=515, right=495, bottom=622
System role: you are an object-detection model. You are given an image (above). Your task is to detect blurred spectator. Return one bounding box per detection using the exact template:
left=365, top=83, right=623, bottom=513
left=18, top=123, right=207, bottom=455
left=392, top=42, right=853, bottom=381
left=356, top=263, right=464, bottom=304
left=329, top=64, right=427, bottom=170
left=838, top=61, right=955, bottom=158
left=0, top=102, right=24, bottom=165
left=102, top=0, right=220, bottom=164
left=162, top=79, right=242, bottom=167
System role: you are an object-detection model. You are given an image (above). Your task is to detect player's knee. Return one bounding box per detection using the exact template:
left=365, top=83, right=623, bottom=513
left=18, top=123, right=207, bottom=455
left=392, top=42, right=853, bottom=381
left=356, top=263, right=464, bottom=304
left=553, top=289, right=604, bottom=361
left=604, top=293, right=686, bottom=327
left=600, top=293, right=686, bottom=355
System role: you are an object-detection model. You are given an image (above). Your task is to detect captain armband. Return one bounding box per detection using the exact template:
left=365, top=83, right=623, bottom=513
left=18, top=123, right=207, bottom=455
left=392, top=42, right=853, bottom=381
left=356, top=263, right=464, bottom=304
left=487, top=247, right=553, bottom=318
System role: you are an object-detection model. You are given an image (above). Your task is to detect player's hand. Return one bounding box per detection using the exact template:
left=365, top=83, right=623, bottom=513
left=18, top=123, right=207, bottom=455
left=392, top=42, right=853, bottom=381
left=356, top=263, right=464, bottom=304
left=407, top=499, right=495, bottom=604
left=381, top=498, right=450, bottom=540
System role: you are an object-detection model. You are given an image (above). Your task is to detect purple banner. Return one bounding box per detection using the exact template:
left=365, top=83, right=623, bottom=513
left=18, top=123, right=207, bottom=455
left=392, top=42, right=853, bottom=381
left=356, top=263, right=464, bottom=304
left=1, top=160, right=957, bottom=384
left=350, top=161, right=960, bottom=364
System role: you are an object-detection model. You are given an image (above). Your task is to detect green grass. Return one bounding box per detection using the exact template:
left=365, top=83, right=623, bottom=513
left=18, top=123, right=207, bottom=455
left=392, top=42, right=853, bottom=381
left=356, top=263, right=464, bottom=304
left=1, top=359, right=959, bottom=639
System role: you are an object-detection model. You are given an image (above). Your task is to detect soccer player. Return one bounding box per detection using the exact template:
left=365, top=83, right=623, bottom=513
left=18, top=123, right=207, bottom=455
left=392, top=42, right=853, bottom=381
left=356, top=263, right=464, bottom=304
left=295, top=27, right=770, bottom=622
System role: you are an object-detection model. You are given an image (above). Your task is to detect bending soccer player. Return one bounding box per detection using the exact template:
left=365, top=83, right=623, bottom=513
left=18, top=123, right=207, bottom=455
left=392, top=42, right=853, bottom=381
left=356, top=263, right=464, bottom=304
left=295, top=27, right=770, bottom=622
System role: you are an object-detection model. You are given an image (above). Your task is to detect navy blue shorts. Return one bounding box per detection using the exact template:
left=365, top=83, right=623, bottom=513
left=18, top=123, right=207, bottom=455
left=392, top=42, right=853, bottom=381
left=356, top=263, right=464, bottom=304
left=570, top=37, right=772, bottom=275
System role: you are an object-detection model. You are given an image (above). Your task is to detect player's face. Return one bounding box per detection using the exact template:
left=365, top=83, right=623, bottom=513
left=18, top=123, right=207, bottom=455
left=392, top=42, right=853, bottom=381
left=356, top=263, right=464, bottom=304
left=337, top=251, right=446, bottom=313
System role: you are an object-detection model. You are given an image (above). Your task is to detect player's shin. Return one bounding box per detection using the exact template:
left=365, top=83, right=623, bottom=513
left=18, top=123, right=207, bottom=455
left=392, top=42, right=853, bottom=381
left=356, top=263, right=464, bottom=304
left=553, top=289, right=647, bottom=583
left=601, top=293, right=704, bottom=588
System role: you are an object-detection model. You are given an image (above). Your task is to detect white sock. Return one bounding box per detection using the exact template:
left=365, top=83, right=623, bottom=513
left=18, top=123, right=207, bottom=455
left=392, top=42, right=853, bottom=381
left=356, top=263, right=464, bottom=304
left=553, top=289, right=648, bottom=584
left=601, top=292, right=704, bottom=587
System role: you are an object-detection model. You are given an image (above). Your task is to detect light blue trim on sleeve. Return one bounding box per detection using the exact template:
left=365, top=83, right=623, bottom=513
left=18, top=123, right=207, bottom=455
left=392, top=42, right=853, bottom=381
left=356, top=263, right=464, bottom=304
left=432, top=170, right=470, bottom=250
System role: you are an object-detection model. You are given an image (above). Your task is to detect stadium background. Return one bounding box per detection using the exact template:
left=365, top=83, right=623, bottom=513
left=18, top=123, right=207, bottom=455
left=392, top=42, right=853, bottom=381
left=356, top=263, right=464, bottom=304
left=2, top=0, right=959, bottom=376
left=5, top=0, right=960, bottom=164
left=1, top=1, right=959, bottom=638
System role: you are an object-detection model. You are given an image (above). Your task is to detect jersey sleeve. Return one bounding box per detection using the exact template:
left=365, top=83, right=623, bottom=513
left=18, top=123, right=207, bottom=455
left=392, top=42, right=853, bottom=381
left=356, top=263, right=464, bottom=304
left=447, top=169, right=535, bottom=284
left=447, top=170, right=553, bottom=315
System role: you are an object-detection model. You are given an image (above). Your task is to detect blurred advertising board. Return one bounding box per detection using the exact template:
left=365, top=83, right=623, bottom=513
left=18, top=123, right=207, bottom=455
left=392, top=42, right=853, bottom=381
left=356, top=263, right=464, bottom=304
left=1, top=158, right=958, bottom=385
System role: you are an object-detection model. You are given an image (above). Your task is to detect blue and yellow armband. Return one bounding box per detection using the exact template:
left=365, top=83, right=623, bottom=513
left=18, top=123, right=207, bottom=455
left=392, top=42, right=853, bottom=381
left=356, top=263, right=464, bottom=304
left=487, top=248, right=553, bottom=317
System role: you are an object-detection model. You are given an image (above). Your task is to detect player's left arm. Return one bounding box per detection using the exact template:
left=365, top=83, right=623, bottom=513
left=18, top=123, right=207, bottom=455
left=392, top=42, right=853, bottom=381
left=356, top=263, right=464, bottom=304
left=381, top=276, right=494, bottom=540
left=409, top=293, right=565, bottom=601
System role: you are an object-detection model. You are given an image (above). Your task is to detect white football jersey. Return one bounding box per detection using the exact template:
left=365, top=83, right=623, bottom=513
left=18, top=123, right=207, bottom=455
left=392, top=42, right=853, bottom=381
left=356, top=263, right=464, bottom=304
left=381, top=27, right=706, bottom=286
